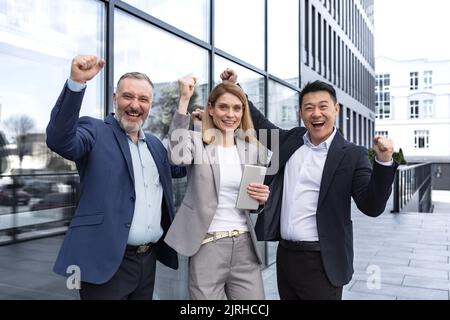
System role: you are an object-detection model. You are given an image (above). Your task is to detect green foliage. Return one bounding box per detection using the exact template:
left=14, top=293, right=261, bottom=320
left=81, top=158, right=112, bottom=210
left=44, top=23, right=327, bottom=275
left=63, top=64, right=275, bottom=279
left=147, top=85, right=199, bottom=140
left=394, top=148, right=407, bottom=165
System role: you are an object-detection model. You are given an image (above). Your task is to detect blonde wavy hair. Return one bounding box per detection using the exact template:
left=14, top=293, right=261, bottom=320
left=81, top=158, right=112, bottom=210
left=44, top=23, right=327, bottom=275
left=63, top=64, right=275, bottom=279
left=202, top=82, right=257, bottom=145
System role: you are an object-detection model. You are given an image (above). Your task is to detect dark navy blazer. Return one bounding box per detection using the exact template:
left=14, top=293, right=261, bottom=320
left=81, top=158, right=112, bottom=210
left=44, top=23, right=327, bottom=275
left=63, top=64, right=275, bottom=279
left=47, top=83, right=185, bottom=284
left=249, top=101, right=398, bottom=287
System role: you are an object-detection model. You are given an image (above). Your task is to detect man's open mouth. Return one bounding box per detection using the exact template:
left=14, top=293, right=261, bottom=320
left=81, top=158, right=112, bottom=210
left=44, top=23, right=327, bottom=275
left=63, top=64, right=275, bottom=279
left=125, top=110, right=142, bottom=118
left=311, top=121, right=325, bottom=128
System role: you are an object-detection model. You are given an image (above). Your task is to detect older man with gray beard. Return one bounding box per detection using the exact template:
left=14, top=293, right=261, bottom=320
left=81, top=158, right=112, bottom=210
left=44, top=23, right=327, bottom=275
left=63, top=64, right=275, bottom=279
left=47, top=55, right=185, bottom=300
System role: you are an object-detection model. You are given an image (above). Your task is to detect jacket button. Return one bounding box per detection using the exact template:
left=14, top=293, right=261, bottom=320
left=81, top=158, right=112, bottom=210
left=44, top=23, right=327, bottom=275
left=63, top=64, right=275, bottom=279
left=125, top=223, right=131, bottom=228
left=130, top=196, right=135, bottom=202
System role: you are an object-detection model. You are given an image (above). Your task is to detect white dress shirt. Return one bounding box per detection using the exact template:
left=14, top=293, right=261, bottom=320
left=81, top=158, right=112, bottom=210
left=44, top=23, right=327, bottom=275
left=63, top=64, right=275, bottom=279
left=280, top=128, right=393, bottom=242
left=126, top=131, right=164, bottom=245
left=280, top=129, right=338, bottom=241
left=208, top=145, right=249, bottom=233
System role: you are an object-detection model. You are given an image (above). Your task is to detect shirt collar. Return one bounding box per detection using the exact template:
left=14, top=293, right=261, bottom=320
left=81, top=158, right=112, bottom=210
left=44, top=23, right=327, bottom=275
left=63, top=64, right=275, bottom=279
left=137, top=129, right=146, bottom=141
left=303, top=127, right=337, bottom=150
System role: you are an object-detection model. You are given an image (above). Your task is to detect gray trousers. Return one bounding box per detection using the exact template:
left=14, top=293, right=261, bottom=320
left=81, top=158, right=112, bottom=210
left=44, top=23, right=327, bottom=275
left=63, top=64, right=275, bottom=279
left=189, top=232, right=265, bottom=300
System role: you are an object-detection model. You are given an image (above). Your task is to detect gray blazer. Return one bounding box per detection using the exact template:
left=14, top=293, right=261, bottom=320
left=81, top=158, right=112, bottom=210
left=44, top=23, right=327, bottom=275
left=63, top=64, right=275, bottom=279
left=164, top=112, right=266, bottom=264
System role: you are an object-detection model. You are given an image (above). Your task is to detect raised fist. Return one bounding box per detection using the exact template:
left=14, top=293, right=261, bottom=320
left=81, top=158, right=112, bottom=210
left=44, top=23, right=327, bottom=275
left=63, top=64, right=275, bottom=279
left=373, top=136, right=394, bottom=163
left=220, top=68, right=238, bottom=84
left=70, top=55, right=106, bottom=83
left=178, top=75, right=197, bottom=101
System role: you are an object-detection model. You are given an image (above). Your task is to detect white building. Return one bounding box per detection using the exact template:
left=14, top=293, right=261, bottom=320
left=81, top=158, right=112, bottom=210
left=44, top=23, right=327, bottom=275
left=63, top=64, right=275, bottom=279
left=375, top=56, right=450, bottom=162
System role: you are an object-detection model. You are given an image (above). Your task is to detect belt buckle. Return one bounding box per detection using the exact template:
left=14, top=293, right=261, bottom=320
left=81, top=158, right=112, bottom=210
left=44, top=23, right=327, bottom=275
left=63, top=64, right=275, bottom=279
left=231, top=230, right=239, bottom=237
left=137, top=244, right=150, bottom=254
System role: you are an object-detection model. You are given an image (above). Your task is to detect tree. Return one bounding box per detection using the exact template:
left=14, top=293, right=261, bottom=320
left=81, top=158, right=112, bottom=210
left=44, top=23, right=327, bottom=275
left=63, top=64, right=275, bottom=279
left=0, top=131, right=10, bottom=174
left=147, top=84, right=199, bottom=140
left=4, top=114, right=35, bottom=171
left=394, top=148, right=407, bottom=165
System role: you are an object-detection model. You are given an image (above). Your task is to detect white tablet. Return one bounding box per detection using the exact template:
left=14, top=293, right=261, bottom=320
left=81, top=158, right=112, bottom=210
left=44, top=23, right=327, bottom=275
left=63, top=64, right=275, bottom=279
left=236, top=165, right=268, bottom=210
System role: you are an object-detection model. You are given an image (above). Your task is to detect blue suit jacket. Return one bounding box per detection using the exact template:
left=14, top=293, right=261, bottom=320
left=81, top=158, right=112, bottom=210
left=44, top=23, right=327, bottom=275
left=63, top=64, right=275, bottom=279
left=47, top=83, right=185, bottom=284
left=249, top=101, right=398, bottom=287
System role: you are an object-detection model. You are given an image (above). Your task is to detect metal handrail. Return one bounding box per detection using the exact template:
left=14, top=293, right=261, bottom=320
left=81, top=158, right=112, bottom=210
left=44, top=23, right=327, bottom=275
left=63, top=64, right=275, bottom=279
left=392, top=162, right=432, bottom=213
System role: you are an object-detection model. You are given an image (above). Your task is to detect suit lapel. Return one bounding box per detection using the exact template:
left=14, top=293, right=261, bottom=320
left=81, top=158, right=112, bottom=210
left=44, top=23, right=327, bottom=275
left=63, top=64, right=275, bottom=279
left=106, top=114, right=135, bottom=184
left=205, top=143, right=220, bottom=196
left=265, top=128, right=305, bottom=186
left=317, top=132, right=347, bottom=209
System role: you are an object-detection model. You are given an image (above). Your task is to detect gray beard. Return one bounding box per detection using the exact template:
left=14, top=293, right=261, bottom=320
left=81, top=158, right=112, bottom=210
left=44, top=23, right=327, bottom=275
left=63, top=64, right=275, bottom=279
left=116, top=113, right=144, bottom=134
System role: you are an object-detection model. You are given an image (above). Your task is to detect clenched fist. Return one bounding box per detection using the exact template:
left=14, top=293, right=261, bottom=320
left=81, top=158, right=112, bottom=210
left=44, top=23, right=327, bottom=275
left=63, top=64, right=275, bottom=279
left=220, top=68, right=238, bottom=84
left=178, top=76, right=197, bottom=102
left=70, top=55, right=106, bottom=83
left=373, top=136, right=394, bottom=163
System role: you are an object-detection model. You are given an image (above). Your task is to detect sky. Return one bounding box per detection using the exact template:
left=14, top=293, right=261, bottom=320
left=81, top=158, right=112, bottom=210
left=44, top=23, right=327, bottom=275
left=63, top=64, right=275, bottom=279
left=374, top=0, right=450, bottom=61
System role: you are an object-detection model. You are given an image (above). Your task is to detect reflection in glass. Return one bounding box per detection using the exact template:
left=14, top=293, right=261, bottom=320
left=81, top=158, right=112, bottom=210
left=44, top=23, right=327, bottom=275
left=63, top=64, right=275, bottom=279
left=268, top=0, right=299, bottom=86
left=268, top=81, right=299, bottom=129
left=214, top=56, right=265, bottom=114
left=0, top=0, right=104, bottom=243
left=115, top=10, right=210, bottom=300
left=215, top=0, right=265, bottom=69
left=123, top=0, right=209, bottom=42
left=0, top=172, right=79, bottom=244
left=0, top=0, right=104, bottom=176
left=115, top=10, right=209, bottom=142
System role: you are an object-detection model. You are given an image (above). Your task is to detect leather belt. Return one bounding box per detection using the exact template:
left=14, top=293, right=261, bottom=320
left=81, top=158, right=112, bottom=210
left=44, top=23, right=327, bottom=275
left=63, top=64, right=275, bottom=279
left=126, top=243, right=154, bottom=254
left=201, top=230, right=248, bottom=245
left=280, top=239, right=321, bottom=251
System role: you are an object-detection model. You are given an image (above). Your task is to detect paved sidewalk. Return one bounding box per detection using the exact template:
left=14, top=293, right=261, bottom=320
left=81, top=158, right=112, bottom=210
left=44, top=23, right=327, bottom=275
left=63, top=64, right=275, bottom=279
left=1, top=191, right=449, bottom=300
left=263, top=190, right=450, bottom=300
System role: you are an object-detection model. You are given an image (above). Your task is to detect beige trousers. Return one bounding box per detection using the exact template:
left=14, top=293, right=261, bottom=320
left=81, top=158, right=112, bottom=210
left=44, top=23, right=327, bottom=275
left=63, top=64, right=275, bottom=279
left=188, top=232, right=265, bottom=300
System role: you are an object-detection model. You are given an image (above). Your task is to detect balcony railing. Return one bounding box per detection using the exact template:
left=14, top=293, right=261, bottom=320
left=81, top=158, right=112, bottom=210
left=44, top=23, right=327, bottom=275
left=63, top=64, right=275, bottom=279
left=392, top=163, right=432, bottom=213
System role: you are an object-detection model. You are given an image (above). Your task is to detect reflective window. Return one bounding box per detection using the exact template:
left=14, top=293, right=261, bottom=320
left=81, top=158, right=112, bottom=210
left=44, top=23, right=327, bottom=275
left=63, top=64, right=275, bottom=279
left=375, top=74, right=391, bottom=120
left=410, top=71, right=419, bottom=90
left=214, top=56, right=265, bottom=114
left=115, top=11, right=209, bottom=300
left=423, top=71, right=433, bottom=90
left=123, top=0, right=209, bottom=42
left=267, top=81, right=299, bottom=129
left=215, top=0, right=265, bottom=69
left=0, top=0, right=105, bottom=176
left=268, top=0, right=299, bottom=86
left=115, top=10, right=209, bottom=141
left=0, top=0, right=104, bottom=241
left=423, top=99, right=434, bottom=118
left=414, top=130, right=429, bottom=149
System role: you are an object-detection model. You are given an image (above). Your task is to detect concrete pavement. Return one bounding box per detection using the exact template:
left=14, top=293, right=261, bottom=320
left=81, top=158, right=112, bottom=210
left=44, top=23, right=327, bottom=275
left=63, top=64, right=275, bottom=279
left=0, top=191, right=449, bottom=300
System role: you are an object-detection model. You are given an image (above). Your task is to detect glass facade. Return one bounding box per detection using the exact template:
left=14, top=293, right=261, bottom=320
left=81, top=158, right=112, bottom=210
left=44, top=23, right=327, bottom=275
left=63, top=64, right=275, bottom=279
left=0, top=0, right=375, bottom=299
left=268, top=0, right=299, bottom=86
left=123, top=0, right=209, bottom=42
left=0, top=0, right=104, bottom=242
left=215, top=0, right=265, bottom=69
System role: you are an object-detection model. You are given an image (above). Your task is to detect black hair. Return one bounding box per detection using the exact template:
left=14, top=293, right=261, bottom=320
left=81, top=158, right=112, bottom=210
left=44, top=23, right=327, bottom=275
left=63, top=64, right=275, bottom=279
left=299, top=80, right=337, bottom=108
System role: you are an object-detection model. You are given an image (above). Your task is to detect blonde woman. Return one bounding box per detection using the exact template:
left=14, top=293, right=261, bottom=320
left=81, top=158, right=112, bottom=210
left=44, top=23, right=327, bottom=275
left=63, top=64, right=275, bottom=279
left=164, top=75, right=270, bottom=300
